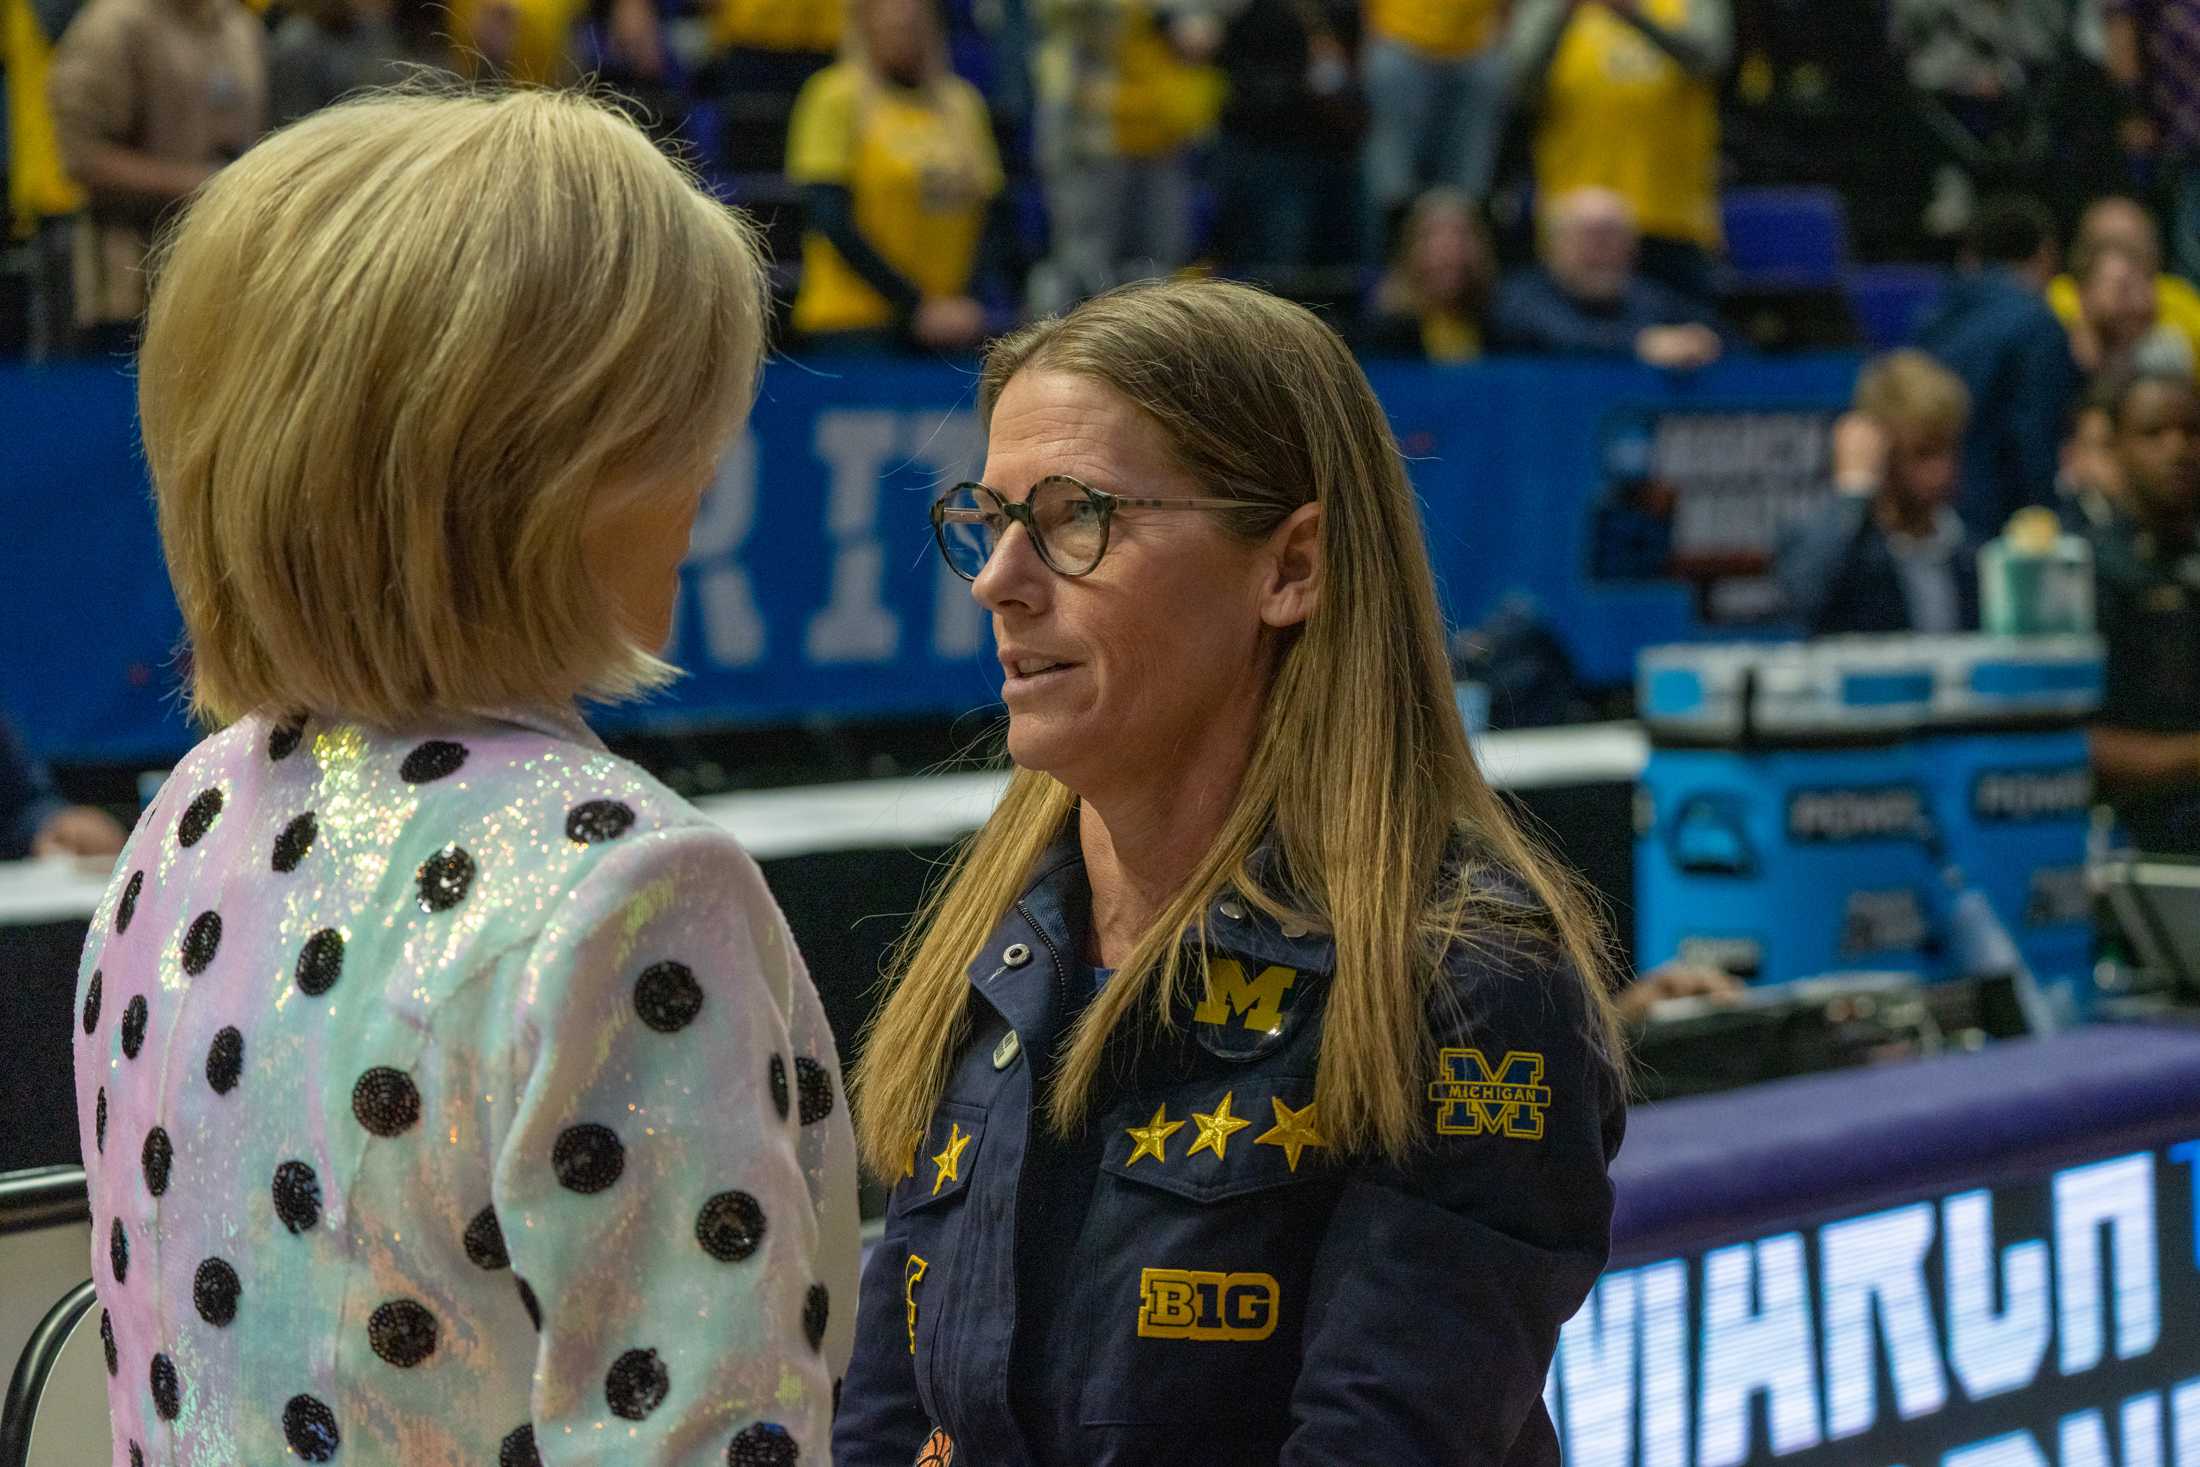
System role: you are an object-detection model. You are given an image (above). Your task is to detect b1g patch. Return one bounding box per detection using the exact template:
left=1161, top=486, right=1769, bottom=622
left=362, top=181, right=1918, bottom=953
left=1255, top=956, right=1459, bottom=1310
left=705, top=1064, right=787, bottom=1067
left=1428, top=1048, right=1550, bottom=1139
left=1136, top=1268, right=1281, bottom=1342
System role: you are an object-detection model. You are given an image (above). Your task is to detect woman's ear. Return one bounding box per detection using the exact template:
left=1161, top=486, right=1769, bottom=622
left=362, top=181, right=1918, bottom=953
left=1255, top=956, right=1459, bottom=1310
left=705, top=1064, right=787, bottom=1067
left=1258, top=502, right=1323, bottom=630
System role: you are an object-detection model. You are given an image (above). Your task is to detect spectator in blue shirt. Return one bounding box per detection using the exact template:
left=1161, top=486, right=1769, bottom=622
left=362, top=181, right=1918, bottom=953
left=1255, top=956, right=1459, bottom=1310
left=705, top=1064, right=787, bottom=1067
left=1914, top=194, right=2082, bottom=542
left=1776, top=350, right=1982, bottom=637
left=0, top=710, right=126, bottom=859
left=1487, top=186, right=1726, bottom=367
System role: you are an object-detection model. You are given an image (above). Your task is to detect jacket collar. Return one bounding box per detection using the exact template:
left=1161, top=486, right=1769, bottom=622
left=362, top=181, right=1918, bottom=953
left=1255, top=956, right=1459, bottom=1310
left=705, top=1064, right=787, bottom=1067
left=473, top=702, right=606, bottom=752
left=962, top=820, right=1340, bottom=1041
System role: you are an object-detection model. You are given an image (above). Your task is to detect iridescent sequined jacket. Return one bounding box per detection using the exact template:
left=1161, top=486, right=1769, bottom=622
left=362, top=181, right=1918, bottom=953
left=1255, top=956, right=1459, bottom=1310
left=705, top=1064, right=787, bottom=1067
left=72, top=706, right=857, bottom=1467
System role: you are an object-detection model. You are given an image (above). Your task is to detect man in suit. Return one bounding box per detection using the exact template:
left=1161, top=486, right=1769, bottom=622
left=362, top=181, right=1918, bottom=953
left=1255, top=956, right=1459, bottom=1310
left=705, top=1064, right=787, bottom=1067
left=1777, top=349, right=1981, bottom=637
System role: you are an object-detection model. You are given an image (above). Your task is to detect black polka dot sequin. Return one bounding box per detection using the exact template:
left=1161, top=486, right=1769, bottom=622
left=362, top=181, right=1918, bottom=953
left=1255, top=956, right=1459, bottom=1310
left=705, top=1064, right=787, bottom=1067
left=351, top=1067, right=421, bottom=1137
left=400, top=740, right=469, bottom=784
left=634, top=960, right=703, bottom=1033
left=115, top=870, right=144, bottom=935
left=179, top=910, right=222, bottom=976
left=141, top=1127, right=171, bottom=1197
left=175, top=788, right=223, bottom=848
left=499, top=1424, right=542, bottom=1467
left=368, top=1299, right=438, bottom=1367
left=268, top=718, right=306, bottom=762
left=464, top=1205, right=509, bottom=1270
left=283, top=1393, right=341, bottom=1462
left=82, top=969, right=101, bottom=1035
left=100, top=1309, right=116, bottom=1376
left=795, top=1057, right=834, bottom=1125
left=119, top=996, right=147, bottom=1059
left=206, top=1026, right=243, bottom=1095
left=727, top=1422, right=799, bottom=1467
left=769, top=1054, right=789, bottom=1121
left=552, top=1124, right=624, bottom=1194
left=696, top=1191, right=766, bottom=1263
left=149, top=1352, right=179, bottom=1420
left=272, top=1160, right=321, bottom=1233
left=515, top=1276, right=542, bottom=1330
left=95, top=1088, right=106, bottom=1153
left=565, top=800, right=636, bottom=844
left=416, top=845, right=476, bottom=912
left=803, top=1283, right=829, bottom=1352
left=272, top=812, right=318, bottom=873
left=193, top=1258, right=240, bottom=1327
left=295, top=928, right=344, bottom=996
left=109, top=1218, right=127, bottom=1283
left=605, top=1348, right=670, bottom=1420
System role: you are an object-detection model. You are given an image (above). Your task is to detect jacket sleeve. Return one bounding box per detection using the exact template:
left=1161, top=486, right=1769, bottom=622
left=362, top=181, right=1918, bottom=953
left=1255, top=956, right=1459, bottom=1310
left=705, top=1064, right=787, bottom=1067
left=833, top=1202, right=937, bottom=1465
left=1281, top=941, right=1623, bottom=1467
left=491, top=826, right=851, bottom=1465
left=1774, top=495, right=1873, bottom=636
left=0, top=712, right=66, bottom=859
left=2006, top=314, right=2081, bottom=520
left=46, top=0, right=135, bottom=176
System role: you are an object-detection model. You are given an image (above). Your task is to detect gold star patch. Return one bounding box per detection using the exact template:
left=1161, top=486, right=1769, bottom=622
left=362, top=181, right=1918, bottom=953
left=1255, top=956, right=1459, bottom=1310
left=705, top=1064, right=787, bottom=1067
left=1255, top=1095, right=1328, bottom=1173
left=930, top=1122, right=972, bottom=1197
left=1124, top=1104, right=1185, bottom=1167
left=1187, top=1091, right=1252, bottom=1161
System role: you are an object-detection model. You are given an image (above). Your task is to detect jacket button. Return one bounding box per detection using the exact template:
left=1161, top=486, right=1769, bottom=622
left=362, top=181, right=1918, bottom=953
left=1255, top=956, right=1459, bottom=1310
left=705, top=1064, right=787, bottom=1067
left=1002, top=943, right=1032, bottom=967
left=1218, top=900, right=1247, bottom=921
left=1280, top=920, right=1310, bottom=939
left=993, top=1031, right=1022, bottom=1070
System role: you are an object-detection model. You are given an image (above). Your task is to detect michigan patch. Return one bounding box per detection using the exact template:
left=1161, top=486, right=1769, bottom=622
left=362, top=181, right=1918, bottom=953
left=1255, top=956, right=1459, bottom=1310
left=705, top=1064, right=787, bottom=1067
left=1428, top=1048, right=1551, bottom=1139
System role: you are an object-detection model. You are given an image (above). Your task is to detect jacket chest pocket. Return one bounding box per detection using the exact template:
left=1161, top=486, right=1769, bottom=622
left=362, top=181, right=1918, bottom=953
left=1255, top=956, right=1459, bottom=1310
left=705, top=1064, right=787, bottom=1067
left=1072, top=1077, right=1342, bottom=1427
left=889, top=1102, right=989, bottom=1408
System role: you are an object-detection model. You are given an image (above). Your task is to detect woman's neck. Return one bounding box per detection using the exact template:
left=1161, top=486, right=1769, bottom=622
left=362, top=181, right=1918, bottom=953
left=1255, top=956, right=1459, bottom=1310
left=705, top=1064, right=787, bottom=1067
left=1076, top=755, right=1248, bottom=968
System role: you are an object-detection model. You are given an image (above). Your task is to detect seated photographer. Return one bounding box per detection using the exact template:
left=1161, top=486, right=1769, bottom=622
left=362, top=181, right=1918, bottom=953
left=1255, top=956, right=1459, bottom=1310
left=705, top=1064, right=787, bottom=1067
left=1775, top=350, right=1980, bottom=637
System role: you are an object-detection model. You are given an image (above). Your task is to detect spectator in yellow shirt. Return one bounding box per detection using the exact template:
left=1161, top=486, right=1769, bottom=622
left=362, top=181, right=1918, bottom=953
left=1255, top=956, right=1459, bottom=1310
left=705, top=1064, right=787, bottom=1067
left=1508, top=0, right=1731, bottom=303
left=1027, top=0, right=1223, bottom=313
left=2049, top=195, right=2200, bottom=375
left=4, top=0, right=88, bottom=356
left=1357, top=186, right=1496, bottom=360
left=787, top=0, right=1005, bottom=353
left=706, top=0, right=841, bottom=171
left=1360, top=0, right=1509, bottom=265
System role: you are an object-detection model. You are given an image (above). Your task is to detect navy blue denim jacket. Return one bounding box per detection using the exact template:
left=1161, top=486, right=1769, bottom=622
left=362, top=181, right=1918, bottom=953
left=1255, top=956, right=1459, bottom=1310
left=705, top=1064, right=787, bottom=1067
left=835, top=832, right=1625, bottom=1467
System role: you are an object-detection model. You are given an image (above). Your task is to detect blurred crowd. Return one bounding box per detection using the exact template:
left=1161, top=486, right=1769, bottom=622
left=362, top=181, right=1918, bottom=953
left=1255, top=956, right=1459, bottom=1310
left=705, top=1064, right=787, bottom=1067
left=2, top=0, right=2198, bottom=848
left=8, top=0, right=2200, bottom=363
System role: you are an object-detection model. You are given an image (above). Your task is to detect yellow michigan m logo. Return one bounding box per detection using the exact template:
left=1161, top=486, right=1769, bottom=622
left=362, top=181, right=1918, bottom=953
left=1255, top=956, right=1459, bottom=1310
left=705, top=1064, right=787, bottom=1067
left=1428, top=1048, right=1551, bottom=1139
left=1193, top=960, right=1297, bottom=1031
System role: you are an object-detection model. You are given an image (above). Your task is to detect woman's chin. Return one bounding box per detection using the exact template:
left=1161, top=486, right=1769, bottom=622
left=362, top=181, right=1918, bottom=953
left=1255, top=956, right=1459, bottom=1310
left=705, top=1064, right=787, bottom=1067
left=1004, top=716, right=1078, bottom=779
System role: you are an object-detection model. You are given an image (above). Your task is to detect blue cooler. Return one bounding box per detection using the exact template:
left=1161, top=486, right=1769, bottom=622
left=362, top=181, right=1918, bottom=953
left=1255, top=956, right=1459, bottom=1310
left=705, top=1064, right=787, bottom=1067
left=1638, top=743, right=1937, bottom=982
left=1919, top=638, right=2104, bottom=1007
left=1636, top=636, right=2103, bottom=990
left=1637, top=641, right=1940, bottom=983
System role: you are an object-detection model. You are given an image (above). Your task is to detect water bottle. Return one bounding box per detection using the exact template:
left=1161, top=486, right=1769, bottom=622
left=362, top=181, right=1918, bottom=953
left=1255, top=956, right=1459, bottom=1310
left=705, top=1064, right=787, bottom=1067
left=1980, top=507, right=2094, bottom=636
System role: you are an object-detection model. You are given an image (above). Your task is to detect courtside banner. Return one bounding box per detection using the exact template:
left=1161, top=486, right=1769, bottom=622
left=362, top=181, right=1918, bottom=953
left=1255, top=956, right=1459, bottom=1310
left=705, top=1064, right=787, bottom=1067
left=0, top=355, right=1859, bottom=762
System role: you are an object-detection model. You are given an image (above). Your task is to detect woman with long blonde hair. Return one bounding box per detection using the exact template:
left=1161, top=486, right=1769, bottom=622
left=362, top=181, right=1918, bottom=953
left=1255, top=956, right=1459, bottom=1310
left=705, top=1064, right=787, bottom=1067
left=836, top=276, right=1626, bottom=1466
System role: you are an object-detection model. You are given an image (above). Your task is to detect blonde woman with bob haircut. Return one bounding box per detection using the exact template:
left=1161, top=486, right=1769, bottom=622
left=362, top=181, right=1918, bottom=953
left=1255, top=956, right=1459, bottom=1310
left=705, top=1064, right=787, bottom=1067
left=836, top=276, right=1627, bottom=1467
left=73, top=87, right=857, bottom=1467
